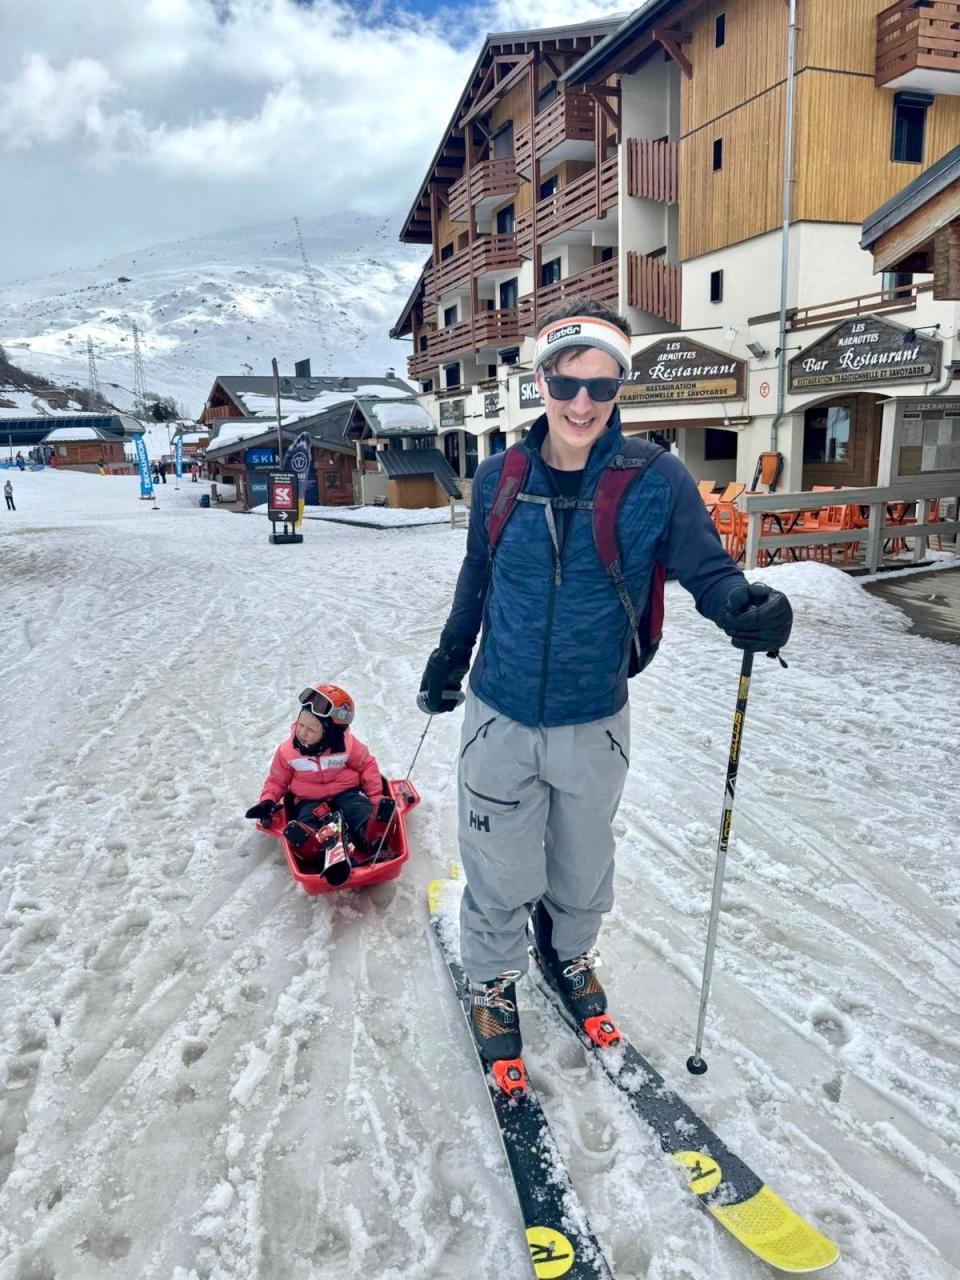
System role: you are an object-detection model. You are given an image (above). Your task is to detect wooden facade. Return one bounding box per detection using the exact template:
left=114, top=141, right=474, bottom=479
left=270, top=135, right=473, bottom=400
left=678, top=0, right=960, bottom=261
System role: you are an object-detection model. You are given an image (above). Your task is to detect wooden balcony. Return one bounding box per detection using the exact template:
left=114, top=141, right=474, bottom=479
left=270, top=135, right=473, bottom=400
left=516, top=156, right=618, bottom=256
left=407, top=349, right=436, bottom=380
left=424, top=233, right=521, bottom=305
left=787, top=280, right=934, bottom=330
left=448, top=158, right=519, bottom=224
left=876, top=0, right=960, bottom=93
left=426, top=309, right=521, bottom=361
left=515, top=90, right=596, bottom=175
left=627, top=138, right=678, bottom=204
left=518, top=258, right=619, bottom=333
left=627, top=252, right=681, bottom=325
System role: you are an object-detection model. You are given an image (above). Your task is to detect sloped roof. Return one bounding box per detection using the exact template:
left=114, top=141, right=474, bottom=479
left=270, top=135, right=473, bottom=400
left=0, top=414, right=141, bottom=446
left=377, top=446, right=462, bottom=498
left=209, top=373, right=416, bottom=417
left=861, top=142, right=960, bottom=250
left=353, top=398, right=435, bottom=437
left=564, top=0, right=676, bottom=85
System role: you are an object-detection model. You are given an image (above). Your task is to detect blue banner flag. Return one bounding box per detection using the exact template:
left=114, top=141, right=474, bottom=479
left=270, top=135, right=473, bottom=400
left=174, top=434, right=183, bottom=480
left=134, top=434, right=153, bottom=499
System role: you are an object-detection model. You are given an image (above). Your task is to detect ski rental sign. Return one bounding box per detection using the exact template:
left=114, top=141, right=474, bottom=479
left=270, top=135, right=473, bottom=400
left=134, top=434, right=153, bottom=498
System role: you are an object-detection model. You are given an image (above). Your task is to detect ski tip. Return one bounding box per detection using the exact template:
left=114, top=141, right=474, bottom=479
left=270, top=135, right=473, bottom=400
left=702, top=1181, right=840, bottom=1272
left=426, top=879, right=447, bottom=915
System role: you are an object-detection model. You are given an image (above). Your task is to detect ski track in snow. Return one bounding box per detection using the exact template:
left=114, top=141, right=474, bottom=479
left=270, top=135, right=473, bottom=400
left=0, top=469, right=958, bottom=1280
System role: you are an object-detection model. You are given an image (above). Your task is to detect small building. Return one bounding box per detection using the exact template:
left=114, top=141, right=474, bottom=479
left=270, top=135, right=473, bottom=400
left=0, top=414, right=142, bottom=471
left=201, top=366, right=456, bottom=509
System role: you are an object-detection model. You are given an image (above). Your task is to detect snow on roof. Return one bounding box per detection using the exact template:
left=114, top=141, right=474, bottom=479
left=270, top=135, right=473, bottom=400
left=234, top=390, right=356, bottom=418
left=354, top=384, right=412, bottom=399
left=363, top=399, right=434, bottom=436
left=43, top=426, right=103, bottom=441
left=208, top=420, right=269, bottom=449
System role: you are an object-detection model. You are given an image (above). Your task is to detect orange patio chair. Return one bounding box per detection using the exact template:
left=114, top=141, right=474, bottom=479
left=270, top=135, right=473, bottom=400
left=698, top=479, right=718, bottom=505
left=718, top=481, right=746, bottom=504
left=712, top=500, right=747, bottom=562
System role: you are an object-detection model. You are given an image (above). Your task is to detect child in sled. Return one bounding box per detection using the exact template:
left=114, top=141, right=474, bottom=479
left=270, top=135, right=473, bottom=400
left=245, top=683, right=395, bottom=881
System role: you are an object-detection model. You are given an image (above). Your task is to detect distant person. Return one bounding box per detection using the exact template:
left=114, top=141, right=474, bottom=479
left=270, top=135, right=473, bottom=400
left=98, top=456, right=106, bottom=475
left=15, top=452, right=25, bottom=471
left=4, top=479, right=14, bottom=511
left=190, top=462, right=199, bottom=483
left=48, top=450, right=57, bottom=467
left=158, top=460, right=168, bottom=484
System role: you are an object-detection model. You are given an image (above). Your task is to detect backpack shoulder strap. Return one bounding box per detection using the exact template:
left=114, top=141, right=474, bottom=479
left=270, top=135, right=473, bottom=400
left=486, top=445, right=531, bottom=551
left=591, top=440, right=665, bottom=581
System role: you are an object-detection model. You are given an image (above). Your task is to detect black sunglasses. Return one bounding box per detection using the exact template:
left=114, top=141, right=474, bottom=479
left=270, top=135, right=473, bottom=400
left=542, top=374, right=624, bottom=403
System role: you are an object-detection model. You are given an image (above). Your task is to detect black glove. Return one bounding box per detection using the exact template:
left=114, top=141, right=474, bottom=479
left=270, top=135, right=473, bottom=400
left=720, top=582, right=793, bottom=653
left=245, top=801, right=278, bottom=825
left=418, top=644, right=470, bottom=714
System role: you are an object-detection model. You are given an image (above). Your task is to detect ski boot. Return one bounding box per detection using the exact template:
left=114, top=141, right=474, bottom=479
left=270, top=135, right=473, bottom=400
left=283, top=808, right=351, bottom=886
left=529, top=903, right=621, bottom=1050
left=467, top=971, right=527, bottom=1097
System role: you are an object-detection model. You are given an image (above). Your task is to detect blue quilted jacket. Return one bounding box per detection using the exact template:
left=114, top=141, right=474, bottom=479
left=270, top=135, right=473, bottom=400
left=441, top=411, right=745, bottom=727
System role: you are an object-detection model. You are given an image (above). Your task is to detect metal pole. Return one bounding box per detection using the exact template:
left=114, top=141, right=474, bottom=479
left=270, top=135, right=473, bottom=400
left=687, top=649, right=755, bottom=1075
left=772, top=0, right=798, bottom=453
left=272, top=357, right=283, bottom=465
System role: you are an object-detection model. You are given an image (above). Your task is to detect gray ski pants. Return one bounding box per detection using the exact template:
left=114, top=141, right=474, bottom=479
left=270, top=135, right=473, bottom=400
left=457, top=689, right=630, bottom=981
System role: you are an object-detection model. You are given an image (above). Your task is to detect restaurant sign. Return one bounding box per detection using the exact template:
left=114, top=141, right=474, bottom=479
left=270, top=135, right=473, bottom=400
left=789, top=316, right=941, bottom=392
left=439, top=398, right=465, bottom=428
left=622, top=338, right=746, bottom=404
left=484, top=391, right=500, bottom=419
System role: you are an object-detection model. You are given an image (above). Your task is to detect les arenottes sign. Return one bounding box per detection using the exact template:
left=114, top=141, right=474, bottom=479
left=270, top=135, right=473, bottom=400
left=622, top=338, right=746, bottom=404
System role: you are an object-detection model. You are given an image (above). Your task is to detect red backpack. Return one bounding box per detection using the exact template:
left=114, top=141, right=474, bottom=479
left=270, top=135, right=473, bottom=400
left=486, top=438, right=666, bottom=675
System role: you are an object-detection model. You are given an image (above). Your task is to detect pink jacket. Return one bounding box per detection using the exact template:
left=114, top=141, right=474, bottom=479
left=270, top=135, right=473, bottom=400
left=259, top=724, right=383, bottom=807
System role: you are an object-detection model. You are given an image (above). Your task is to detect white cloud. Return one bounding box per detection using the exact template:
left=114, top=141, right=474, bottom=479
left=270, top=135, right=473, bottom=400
left=0, top=54, right=118, bottom=147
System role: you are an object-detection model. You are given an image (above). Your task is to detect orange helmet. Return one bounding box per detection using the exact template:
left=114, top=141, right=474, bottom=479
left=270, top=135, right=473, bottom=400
left=298, top=683, right=355, bottom=726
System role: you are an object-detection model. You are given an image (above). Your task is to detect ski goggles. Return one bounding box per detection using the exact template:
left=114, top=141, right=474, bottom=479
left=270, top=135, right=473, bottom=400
left=298, top=688, right=353, bottom=724
left=542, top=375, right=624, bottom=403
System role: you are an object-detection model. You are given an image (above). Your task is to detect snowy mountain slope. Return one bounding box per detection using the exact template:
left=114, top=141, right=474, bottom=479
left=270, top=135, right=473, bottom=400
left=0, top=471, right=958, bottom=1280
left=0, top=214, right=425, bottom=418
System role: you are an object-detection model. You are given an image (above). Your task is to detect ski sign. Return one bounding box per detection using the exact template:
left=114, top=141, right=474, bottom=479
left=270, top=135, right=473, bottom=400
left=267, top=472, right=297, bottom=522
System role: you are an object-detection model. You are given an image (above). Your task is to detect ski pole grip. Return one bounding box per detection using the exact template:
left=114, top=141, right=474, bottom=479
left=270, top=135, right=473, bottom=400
left=416, top=691, right=465, bottom=715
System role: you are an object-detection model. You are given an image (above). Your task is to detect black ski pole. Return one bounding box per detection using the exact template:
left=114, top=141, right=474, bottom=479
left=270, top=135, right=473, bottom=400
left=686, top=649, right=755, bottom=1075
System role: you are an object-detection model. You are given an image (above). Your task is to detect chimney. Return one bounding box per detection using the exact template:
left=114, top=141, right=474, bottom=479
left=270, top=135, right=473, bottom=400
left=294, top=358, right=311, bottom=378
left=385, top=367, right=396, bottom=379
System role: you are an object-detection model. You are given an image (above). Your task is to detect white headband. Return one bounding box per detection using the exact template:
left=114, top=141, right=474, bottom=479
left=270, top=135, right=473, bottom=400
left=533, top=316, right=632, bottom=377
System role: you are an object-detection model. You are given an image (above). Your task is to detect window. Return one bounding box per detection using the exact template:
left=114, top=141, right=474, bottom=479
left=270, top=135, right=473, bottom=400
left=499, top=346, right=520, bottom=365
left=537, top=80, right=558, bottom=112
left=489, top=429, right=506, bottom=455
left=892, top=92, right=931, bottom=164
left=464, top=434, right=479, bottom=478
left=422, top=378, right=433, bottom=393
left=440, top=243, right=454, bottom=261
left=444, top=431, right=461, bottom=473
left=499, top=277, right=519, bottom=309
left=882, top=270, right=913, bottom=301
left=418, top=334, right=428, bottom=351
left=487, top=364, right=498, bottom=378
left=704, top=428, right=737, bottom=461
left=444, top=363, right=461, bottom=390
left=541, top=257, right=562, bottom=287
left=803, top=405, right=850, bottom=464
left=712, top=138, right=723, bottom=171
left=598, top=246, right=615, bottom=263
left=540, top=175, right=558, bottom=199
left=492, top=122, right=514, bottom=159
left=709, top=269, right=723, bottom=302
left=457, top=231, right=469, bottom=251
left=715, top=13, right=725, bottom=47
left=496, top=204, right=515, bottom=235
left=443, top=304, right=458, bottom=327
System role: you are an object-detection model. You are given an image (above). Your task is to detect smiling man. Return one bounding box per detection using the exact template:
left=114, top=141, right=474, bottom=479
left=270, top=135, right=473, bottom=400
left=419, top=297, right=792, bottom=1089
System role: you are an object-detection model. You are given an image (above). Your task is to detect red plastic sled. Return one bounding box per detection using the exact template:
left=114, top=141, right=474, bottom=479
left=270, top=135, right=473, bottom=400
left=259, top=777, right=420, bottom=895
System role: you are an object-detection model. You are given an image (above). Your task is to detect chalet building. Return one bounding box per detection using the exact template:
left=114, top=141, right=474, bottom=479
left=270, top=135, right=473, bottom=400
left=201, top=367, right=456, bottom=509
left=0, top=414, right=141, bottom=472
left=392, top=1, right=960, bottom=495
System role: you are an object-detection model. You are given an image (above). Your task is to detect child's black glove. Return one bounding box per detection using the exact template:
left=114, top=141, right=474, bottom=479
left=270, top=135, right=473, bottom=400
left=245, top=801, right=277, bottom=826
left=418, top=644, right=470, bottom=714
left=719, top=582, right=793, bottom=653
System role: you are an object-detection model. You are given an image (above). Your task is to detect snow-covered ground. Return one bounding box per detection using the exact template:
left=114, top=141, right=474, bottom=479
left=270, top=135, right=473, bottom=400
left=0, top=468, right=957, bottom=1280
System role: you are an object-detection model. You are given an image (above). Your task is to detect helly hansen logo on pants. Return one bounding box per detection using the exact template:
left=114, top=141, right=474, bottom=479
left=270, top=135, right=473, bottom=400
left=469, top=810, right=490, bottom=833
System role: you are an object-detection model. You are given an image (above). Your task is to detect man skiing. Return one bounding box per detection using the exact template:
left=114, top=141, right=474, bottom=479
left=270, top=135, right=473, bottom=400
left=418, top=297, right=792, bottom=1089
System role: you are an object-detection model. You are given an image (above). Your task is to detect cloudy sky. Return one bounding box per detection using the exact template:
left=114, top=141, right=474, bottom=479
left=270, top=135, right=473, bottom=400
left=0, top=0, right=625, bottom=285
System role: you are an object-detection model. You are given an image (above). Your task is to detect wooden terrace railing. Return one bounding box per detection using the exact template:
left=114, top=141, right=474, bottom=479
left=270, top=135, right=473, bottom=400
left=425, top=308, right=521, bottom=361
left=448, top=158, right=519, bottom=224
left=876, top=0, right=960, bottom=89
left=627, top=138, right=678, bottom=204
left=424, top=233, right=521, bottom=305
left=516, top=156, right=618, bottom=255
left=627, top=251, right=681, bottom=325
left=518, top=258, right=619, bottom=332
left=742, top=475, right=960, bottom=571
left=787, top=280, right=935, bottom=330
left=515, top=89, right=596, bottom=173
